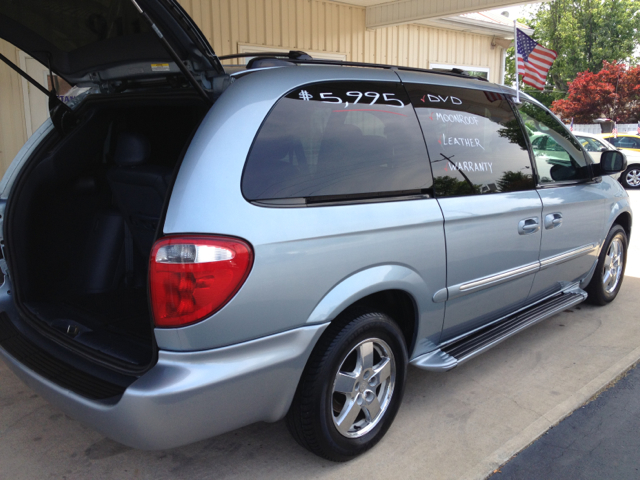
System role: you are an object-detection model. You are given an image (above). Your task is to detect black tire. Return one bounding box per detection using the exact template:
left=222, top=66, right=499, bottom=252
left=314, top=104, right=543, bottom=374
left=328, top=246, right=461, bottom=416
left=586, top=224, right=628, bottom=305
left=286, top=310, right=407, bottom=461
left=620, top=165, right=640, bottom=189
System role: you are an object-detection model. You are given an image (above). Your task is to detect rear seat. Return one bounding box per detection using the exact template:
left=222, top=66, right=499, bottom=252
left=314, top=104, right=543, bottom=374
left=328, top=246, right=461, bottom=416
left=106, top=132, right=172, bottom=258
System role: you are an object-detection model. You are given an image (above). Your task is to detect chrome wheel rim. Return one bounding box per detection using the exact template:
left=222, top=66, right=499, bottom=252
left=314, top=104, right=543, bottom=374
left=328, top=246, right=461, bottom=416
left=603, top=237, right=624, bottom=294
left=331, top=338, right=396, bottom=438
left=625, top=169, right=640, bottom=187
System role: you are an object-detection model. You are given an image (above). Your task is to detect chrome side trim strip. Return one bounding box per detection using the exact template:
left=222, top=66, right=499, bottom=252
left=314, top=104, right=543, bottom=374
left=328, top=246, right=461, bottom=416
left=460, top=262, right=540, bottom=292
left=539, top=243, right=597, bottom=270
left=431, top=244, right=597, bottom=304
left=437, top=261, right=540, bottom=302
left=432, top=288, right=448, bottom=303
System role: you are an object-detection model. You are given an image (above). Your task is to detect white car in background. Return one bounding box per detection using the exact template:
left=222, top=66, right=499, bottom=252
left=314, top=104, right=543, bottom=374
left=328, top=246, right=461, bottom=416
left=575, top=132, right=638, bottom=186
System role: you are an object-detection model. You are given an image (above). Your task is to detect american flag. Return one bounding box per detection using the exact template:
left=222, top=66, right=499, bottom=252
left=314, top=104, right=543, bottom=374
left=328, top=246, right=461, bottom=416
left=570, top=118, right=574, bottom=132
left=484, top=91, right=503, bottom=103
left=516, top=29, right=557, bottom=91
left=613, top=122, right=618, bottom=138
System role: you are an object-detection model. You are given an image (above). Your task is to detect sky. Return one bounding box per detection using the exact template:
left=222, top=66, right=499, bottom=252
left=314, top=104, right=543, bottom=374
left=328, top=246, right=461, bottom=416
left=486, top=4, right=536, bottom=21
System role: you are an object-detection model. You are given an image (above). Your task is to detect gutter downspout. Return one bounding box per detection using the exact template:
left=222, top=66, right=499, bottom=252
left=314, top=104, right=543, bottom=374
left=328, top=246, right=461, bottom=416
left=500, top=46, right=506, bottom=85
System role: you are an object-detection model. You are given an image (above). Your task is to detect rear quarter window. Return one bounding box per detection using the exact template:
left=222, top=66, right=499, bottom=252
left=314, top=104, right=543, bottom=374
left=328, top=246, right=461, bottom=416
left=242, top=81, right=432, bottom=204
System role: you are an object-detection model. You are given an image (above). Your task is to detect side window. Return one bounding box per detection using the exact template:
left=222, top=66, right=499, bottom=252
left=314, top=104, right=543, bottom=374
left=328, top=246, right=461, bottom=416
left=606, top=136, right=620, bottom=147
left=242, top=81, right=432, bottom=203
left=577, top=137, right=601, bottom=152
left=406, top=84, right=534, bottom=197
left=618, top=137, right=640, bottom=149
left=516, top=102, right=590, bottom=184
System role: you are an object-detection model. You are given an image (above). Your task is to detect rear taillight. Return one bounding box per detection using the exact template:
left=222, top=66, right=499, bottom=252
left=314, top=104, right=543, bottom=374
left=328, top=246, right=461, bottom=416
left=149, top=236, right=253, bottom=328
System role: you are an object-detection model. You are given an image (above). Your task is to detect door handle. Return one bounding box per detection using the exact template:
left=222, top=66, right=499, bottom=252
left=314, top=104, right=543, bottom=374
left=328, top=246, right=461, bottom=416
left=544, top=213, right=563, bottom=230
left=518, top=217, right=540, bottom=235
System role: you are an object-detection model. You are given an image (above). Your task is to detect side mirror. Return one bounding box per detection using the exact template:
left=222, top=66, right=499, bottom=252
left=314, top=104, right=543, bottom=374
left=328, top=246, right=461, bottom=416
left=599, top=150, right=627, bottom=175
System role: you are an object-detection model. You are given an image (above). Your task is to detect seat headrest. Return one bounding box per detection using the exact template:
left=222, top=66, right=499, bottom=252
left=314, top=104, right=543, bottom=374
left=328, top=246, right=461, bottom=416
left=113, top=132, right=150, bottom=166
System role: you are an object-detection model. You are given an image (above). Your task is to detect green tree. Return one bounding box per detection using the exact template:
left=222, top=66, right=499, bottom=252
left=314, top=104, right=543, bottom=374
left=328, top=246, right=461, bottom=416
left=504, top=46, right=519, bottom=88
left=496, top=171, right=535, bottom=192
left=527, top=0, right=640, bottom=91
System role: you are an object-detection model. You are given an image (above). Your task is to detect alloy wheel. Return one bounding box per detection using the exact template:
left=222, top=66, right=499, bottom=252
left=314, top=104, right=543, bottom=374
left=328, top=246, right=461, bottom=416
left=603, top=237, right=624, bottom=295
left=331, top=338, right=396, bottom=438
left=625, top=169, right=640, bottom=187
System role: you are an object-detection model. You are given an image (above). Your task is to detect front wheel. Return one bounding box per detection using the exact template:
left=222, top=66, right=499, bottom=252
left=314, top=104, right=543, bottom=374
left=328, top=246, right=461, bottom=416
left=286, top=310, right=407, bottom=461
left=586, top=224, right=628, bottom=305
left=621, top=165, right=640, bottom=189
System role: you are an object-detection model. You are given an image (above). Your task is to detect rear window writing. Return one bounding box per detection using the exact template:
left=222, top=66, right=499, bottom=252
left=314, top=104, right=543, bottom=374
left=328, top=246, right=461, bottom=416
left=406, top=85, right=534, bottom=197
left=242, top=81, right=432, bottom=203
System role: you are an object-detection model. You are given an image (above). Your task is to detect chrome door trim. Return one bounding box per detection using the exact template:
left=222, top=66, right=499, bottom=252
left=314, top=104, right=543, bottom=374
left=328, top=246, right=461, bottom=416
left=539, top=243, right=597, bottom=270
left=460, top=262, right=540, bottom=291
left=433, top=261, right=540, bottom=303
left=432, top=244, right=598, bottom=304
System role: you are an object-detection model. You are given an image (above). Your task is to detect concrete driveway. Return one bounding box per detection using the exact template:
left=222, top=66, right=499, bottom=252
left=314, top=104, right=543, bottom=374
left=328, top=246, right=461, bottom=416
left=2, top=191, right=640, bottom=480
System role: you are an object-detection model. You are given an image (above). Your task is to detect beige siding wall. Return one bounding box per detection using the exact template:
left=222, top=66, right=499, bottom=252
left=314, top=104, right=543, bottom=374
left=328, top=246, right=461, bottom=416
left=0, top=0, right=503, bottom=177
left=0, top=39, right=27, bottom=177
left=179, top=0, right=502, bottom=79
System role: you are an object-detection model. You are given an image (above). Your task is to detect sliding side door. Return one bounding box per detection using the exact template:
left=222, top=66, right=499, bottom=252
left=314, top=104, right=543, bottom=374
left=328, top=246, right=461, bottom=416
left=404, top=81, right=542, bottom=341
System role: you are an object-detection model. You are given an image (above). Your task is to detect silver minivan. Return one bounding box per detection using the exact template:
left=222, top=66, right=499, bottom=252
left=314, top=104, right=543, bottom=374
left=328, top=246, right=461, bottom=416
left=0, top=0, right=632, bottom=461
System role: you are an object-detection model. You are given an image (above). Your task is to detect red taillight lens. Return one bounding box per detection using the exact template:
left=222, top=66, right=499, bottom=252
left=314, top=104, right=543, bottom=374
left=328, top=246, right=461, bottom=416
left=149, top=236, right=254, bottom=328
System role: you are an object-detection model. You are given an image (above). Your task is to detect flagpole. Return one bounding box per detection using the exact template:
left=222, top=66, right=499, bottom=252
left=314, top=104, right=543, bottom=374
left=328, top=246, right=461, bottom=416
left=514, top=20, right=520, bottom=103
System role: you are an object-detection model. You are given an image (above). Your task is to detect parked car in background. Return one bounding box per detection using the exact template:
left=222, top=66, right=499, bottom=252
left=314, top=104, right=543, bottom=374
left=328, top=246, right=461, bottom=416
left=0, top=0, right=632, bottom=462
left=598, top=134, right=640, bottom=188
left=574, top=132, right=625, bottom=183
left=602, top=133, right=640, bottom=152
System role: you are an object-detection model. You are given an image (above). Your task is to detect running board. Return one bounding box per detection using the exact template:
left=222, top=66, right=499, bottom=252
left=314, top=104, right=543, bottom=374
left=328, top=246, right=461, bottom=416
left=411, top=289, right=587, bottom=372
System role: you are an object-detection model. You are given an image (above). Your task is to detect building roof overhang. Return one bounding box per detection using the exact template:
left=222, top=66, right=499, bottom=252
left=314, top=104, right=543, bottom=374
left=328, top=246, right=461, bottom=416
left=333, top=0, right=548, bottom=32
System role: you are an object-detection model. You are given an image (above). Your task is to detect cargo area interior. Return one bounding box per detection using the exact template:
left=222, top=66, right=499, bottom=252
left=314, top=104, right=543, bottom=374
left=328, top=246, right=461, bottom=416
left=6, top=95, right=209, bottom=370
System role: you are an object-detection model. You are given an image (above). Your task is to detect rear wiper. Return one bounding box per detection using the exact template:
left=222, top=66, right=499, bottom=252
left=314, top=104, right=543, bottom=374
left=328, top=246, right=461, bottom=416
left=0, top=51, right=76, bottom=135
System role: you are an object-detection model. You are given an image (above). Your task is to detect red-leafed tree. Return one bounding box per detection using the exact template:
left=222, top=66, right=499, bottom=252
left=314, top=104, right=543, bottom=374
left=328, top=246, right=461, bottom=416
left=551, top=61, right=640, bottom=123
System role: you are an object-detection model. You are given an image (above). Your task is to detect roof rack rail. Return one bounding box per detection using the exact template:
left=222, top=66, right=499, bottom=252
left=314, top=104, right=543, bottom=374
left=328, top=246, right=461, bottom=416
left=219, top=50, right=490, bottom=83
left=218, top=51, right=313, bottom=61
left=285, top=57, right=489, bottom=81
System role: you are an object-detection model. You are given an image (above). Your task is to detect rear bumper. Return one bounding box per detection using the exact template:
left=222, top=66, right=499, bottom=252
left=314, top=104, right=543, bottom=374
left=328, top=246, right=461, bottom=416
left=0, top=322, right=327, bottom=450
